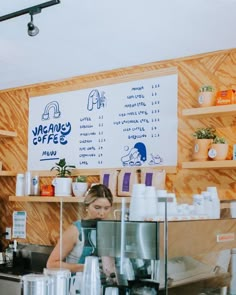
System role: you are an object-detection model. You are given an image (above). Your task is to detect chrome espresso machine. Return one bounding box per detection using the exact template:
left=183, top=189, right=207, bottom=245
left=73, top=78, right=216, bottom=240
left=81, top=220, right=160, bottom=294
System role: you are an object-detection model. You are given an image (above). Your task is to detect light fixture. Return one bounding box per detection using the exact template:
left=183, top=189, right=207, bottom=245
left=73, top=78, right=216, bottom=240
left=28, top=13, right=39, bottom=37
left=0, top=0, right=60, bottom=37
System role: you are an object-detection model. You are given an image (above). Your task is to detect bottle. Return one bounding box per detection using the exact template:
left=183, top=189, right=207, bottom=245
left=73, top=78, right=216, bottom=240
left=31, top=175, right=40, bottom=195
left=24, top=171, right=32, bottom=196
left=5, top=243, right=14, bottom=267
left=15, top=173, right=25, bottom=196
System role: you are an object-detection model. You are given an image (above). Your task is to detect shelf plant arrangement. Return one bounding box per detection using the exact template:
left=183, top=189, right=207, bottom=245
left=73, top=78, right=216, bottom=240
left=208, top=136, right=229, bottom=161
left=72, top=175, right=88, bottom=197
left=50, top=158, right=76, bottom=177
left=198, top=85, right=216, bottom=107
left=192, top=127, right=216, bottom=161
left=51, top=158, right=76, bottom=197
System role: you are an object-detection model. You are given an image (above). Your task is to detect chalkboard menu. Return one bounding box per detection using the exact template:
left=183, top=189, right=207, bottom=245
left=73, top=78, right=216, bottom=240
left=28, top=68, right=178, bottom=170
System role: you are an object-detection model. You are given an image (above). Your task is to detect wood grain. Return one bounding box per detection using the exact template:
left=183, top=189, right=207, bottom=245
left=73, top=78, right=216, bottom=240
left=0, top=49, right=236, bottom=249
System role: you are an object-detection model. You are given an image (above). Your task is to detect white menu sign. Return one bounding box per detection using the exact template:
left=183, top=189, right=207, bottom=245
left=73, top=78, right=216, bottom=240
left=28, top=72, right=178, bottom=170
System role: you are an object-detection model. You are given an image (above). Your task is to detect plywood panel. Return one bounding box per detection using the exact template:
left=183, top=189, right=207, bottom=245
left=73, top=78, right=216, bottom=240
left=0, top=49, right=236, bottom=248
left=160, top=219, right=236, bottom=258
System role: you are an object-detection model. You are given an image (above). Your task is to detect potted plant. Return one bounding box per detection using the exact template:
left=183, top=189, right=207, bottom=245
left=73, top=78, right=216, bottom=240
left=72, top=175, right=88, bottom=197
left=51, top=158, right=76, bottom=196
left=208, top=135, right=229, bottom=161
left=198, top=85, right=216, bottom=107
left=192, top=127, right=216, bottom=161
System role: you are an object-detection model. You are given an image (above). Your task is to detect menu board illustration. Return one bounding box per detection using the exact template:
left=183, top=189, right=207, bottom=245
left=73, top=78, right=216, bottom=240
left=28, top=71, right=178, bottom=170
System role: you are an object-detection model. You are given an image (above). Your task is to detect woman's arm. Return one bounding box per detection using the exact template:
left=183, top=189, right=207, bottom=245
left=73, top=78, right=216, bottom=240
left=46, top=224, right=84, bottom=273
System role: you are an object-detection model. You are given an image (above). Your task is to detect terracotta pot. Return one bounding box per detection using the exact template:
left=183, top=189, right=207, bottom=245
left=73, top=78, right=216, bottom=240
left=198, top=91, right=215, bottom=107
left=192, top=139, right=212, bottom=161
left=208, top=143, right=229, bottom=161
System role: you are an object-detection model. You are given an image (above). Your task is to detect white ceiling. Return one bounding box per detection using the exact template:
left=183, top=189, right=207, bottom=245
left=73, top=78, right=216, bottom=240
left=0, top=0, right=235, bottom=91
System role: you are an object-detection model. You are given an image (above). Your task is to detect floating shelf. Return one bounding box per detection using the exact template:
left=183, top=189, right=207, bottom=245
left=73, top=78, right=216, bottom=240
left=0, top=171, right=18, bottom=176
left=9, top=195, right=131, bottom=203
left=0, top=130, right=17, bottom=138
left=182, top=160, right=236, bottom=169
left=182, top=104, right=236, bottom=119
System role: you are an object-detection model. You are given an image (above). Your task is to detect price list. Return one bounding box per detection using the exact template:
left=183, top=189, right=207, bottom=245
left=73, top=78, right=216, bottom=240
left=28, top=71, right=178, bottom=170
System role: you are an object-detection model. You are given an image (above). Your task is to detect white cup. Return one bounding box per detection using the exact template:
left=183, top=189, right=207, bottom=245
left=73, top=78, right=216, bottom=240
left=144, top=186, right=156, bottom=198
left=131, top=183, right=146, bottom=197
left=145, top=197, right=158, bottom=218
left=206, top=186, right=218, bottom=194
left=81, top=257, right=101, bottom=295
left=231, top=201, right=236, bottom=218
left=129, top=197, right=147, bottom=221
left=156, top=189, right=167, bottom=197
left=105, top=287, right=119, bottom=295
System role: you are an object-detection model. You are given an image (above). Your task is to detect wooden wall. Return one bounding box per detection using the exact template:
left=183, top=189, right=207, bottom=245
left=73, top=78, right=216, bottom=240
left=0, top=48, right=236, bottom=247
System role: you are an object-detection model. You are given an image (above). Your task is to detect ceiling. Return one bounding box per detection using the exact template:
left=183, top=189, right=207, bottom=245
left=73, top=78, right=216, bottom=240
left=0, top=0, right=235, bottom=91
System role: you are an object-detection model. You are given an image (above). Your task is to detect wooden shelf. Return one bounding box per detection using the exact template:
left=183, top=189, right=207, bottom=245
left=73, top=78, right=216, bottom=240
left=0, top=171, right=18, bottom=176
left=30, top=166, right=177, bottom=176
left=0, top=130, right=17, bottom=138
left=0, top=167, right=177, bottom=178
left=182, top=160, right=236, bottom=169
left=8, top=195, right=130, bottom=203
left=182, top=104, right=236, bottom=119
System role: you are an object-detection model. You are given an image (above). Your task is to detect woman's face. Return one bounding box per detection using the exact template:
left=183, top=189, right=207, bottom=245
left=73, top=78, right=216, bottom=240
left=86, top=198, right=112, bottom=220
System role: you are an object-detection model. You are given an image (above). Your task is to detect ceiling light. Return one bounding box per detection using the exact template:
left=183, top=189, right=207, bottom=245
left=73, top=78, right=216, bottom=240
left=0, top=0, right=60, bottom=37
left=28, top=14, right=39, bottom=37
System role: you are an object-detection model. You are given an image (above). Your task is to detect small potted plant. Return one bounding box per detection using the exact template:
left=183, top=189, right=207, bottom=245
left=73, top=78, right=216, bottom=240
left=192, top=127, right=216, bottom=161
left=72, top=175, right=88, bottom=197
left=198, top=85, right=216, bottom=107
left=51, top=158, right=76, bottom=196
left=208, top=135, right=229, bottom=161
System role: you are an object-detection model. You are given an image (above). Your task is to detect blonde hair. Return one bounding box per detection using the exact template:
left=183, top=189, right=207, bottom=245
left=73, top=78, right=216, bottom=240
left=83, top=184, right=113, bottom=210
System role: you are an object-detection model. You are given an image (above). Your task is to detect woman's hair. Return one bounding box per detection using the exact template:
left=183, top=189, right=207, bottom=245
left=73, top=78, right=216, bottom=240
left=83, top=184, right=113, bottom=208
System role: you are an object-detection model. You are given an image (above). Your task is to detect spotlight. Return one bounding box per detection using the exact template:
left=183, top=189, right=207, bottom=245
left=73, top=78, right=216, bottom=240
left=0, top=1, right=60, bottom=37
left=27, top=14, right=39, bottom=37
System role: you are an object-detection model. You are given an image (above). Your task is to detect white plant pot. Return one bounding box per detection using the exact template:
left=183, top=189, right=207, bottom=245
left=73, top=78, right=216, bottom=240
left=72, top=182, right=88, bottom=197
left=52, top=177, right=72, bottom=196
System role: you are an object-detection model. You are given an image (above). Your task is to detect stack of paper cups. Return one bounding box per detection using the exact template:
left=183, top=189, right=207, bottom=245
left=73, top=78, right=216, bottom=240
left=144, top=186, right=158, bottom=218
left=207, top=186, right=220, bottom=219
left=129, top=184, right=147, bottom=221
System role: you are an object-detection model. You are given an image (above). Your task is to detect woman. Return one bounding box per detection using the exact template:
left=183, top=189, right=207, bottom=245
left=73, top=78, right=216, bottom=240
left=46, top=184, right=114, bottom=273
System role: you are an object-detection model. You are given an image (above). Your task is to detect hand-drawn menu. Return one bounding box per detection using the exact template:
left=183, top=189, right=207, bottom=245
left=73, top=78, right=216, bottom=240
left=28, top=70, right=178, bottom=170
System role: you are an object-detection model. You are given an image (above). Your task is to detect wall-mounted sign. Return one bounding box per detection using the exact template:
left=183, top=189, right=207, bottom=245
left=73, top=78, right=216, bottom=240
left=28, top=69, right=178, bottom=170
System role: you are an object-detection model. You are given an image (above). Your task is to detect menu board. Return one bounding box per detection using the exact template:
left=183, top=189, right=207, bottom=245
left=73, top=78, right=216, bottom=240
left=28, top=69, right=178, bottom=170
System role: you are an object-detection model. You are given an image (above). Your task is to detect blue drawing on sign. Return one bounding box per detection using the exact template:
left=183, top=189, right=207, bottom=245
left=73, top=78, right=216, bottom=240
left=149, top=153, right=163, bottom=165
left=42, top=101, right=61, bottom=120
left=121, top=142, right=147, bottom=166
left=87, top=89, right=106, bottom=111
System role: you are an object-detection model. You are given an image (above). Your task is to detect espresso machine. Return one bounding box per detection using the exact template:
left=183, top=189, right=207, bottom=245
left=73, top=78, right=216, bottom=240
left=96, top=220, right=160, bottom=294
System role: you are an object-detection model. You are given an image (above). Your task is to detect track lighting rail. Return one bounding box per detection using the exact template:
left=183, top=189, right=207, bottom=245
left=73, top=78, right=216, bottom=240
left=0, top=0, right=60, bottom=22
